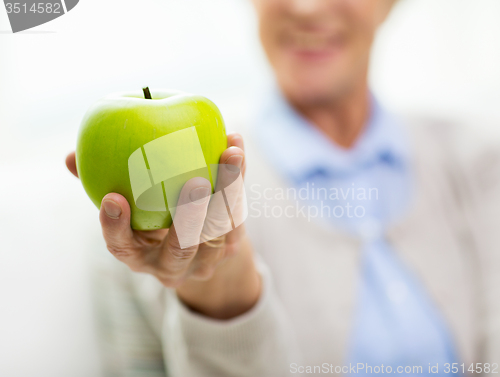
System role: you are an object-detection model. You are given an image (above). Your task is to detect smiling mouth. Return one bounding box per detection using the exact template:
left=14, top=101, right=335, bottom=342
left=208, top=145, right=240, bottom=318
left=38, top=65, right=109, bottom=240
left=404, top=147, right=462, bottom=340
left=282, top=31, right=345, bottom=59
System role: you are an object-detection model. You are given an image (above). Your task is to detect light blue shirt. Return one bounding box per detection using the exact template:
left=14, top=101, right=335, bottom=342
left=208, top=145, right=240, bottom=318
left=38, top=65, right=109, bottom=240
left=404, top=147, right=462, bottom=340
left=251, top=88, right=459, bottom=374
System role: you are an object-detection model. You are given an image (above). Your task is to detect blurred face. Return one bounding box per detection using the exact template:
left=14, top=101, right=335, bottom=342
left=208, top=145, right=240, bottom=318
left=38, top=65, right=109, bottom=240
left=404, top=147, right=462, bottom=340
left=253, top=0, right=394, bottom=106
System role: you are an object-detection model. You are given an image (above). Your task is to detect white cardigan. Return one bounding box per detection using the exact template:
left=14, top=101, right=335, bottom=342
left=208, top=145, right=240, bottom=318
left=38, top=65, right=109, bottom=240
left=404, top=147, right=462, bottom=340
left=93, top=116, right=500, bottom=376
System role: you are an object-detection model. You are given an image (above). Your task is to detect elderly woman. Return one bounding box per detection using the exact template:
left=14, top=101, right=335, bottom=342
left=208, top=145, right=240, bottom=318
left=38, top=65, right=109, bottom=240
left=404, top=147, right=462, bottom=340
left=66, top=0, right=500, bottom=376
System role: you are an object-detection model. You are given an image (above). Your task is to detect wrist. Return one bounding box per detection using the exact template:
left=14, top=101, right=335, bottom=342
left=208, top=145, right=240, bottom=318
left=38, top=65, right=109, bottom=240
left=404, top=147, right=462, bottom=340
left=176, top=236, right=261, bottom=319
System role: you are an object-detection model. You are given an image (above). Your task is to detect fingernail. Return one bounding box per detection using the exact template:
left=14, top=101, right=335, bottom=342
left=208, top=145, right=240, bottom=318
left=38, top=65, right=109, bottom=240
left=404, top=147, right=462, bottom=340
left=225, top=154, right=243, bottom=168
left=189, top=187, right=210, bottom=203
left=102, top=200, right=122, bottom=219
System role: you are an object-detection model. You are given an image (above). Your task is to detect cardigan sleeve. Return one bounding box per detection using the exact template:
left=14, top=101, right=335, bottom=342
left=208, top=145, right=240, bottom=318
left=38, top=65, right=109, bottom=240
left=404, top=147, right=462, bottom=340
left=93, top=251, right=298, bottom=377
left=450, top=124, right=500, bottom=364
left=161, top=259, right=299, bottom=377
left=92, top=257, right=167, bottom=377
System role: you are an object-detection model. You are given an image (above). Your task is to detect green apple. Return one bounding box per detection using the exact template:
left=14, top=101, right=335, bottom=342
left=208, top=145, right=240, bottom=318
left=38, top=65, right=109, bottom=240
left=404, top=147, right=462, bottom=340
left=76, top=89, right=227, bottom=230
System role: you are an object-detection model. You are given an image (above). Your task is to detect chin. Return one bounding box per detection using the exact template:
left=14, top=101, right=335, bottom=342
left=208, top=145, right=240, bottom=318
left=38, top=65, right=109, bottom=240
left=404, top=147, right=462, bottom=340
left=281, top=75, right=346, bottom=107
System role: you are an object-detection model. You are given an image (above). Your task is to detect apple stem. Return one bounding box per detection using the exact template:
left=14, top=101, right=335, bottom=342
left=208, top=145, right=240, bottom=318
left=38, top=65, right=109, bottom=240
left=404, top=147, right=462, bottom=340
left=143, top=87, right=152, bottom=100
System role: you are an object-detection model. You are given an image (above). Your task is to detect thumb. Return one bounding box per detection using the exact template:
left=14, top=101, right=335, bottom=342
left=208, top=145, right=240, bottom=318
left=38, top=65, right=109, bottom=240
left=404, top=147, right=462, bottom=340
left=99, top=193, right=145, bottom=271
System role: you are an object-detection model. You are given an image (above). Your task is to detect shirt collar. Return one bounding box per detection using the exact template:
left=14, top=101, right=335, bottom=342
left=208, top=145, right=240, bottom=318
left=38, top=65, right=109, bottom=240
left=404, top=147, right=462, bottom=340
left=252, top=86, right=410, bottom=184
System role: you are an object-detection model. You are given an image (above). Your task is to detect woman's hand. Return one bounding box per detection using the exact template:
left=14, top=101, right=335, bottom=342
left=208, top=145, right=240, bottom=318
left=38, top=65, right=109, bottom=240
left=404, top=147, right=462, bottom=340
left=66, top=133, right=261, bottom=319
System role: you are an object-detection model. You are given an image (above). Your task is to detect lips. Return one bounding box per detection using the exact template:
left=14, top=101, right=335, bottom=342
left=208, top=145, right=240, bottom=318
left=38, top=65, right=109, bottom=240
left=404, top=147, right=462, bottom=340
left=281, top=30, right=345, bottom=59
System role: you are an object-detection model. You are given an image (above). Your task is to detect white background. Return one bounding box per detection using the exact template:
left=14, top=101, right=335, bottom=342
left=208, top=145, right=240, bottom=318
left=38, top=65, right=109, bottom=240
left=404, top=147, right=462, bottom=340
left=1, top=0, right=500, bottom=376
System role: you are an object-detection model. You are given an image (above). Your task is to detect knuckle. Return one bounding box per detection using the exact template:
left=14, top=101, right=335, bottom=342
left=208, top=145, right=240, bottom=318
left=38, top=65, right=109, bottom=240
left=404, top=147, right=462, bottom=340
left=192, top=264, right=215, bottom=281
left=158, top=276, right=181, bottom=288
left=127, top=263, right=144, bottom=273
left=169, top=245, right=196, bottom=260
left=202, top=235, right=226, bottom=249
left=155, top=270, right=185, bottom=288
left=224, top=241, right=239, bottom=256
left=107, top=244, right=131, bottom=257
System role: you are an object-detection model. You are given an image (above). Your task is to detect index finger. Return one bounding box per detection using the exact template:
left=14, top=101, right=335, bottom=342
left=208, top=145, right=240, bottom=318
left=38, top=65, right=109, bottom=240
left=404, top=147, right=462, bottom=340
left=65, top=152, right=78, bottom=178
left=227, top=133, right=246, bottom=177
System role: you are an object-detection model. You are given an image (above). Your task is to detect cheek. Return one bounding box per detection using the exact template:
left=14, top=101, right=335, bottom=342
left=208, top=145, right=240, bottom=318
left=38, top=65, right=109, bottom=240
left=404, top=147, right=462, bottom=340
left=348, top=1, right=382, bottom=40
left=258, top=13, right=282, bottom=60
